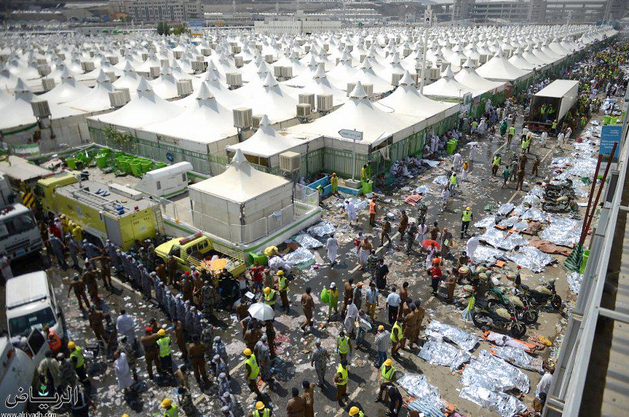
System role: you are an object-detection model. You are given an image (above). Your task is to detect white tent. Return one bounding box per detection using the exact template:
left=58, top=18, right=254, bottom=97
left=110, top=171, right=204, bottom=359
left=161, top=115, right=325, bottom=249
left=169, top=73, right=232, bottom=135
left=35, top=68, right=91, bottom=104
left=346, top=59, right=393, bottom=95
left=454, top=58, right=506, bottom=93
left=475, top=49, right=531, bottom=83
left=0, top=78, right=37, bottom=133
left=238, top=73, right=298, bottom=125
left=149, top=63, right=179, bottom=100
left=423, top=66, right=483, bottom=99
left=293, top=66, right=348, bottom=106
left=175, top=75, right=245, bottom=109
left=508, top=48, right=538, bottom=71
left=113, top=62, right=142, bottom=98
left=65, top=69, right=115, bottom=113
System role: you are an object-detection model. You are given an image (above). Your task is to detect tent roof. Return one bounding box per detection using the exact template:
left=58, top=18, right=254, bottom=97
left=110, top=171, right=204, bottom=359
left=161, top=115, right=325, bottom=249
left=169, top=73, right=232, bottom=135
left=227, top=115, right=303, bottom=158
left=423, top=66, right=483, bottom=99
left=35, top=70, right=91, bottom=104
left=190, top=149, right=289, bottom=204
left=475, top=49, right=530, bottom=82
left=65, top=70, right=115, bottom=113
left=454, top=61, right=506, bottom=92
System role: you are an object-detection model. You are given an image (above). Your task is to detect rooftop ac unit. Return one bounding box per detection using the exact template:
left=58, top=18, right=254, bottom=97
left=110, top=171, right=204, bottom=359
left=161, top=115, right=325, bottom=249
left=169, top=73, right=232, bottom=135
left=346, top=45, right=354, bottom=52
left=195, top=55, right=204, bottom=62
left=297, top=103, right=311, bottom=120
left=282, top=66, right=293, bottom=79
left=392, top=73, right=403, bottom=86
left=31, top=100, right=51, bottom=118
left=317, top=94, right=333, bottom=113
left=176, top=80, right=193, bottom=97
left=273, top=66, right=283, bottom=78
left=105, top=71, right=116, bottom=82
left=109, top=91, right=128, bottom=108
left=255, top=44, right=262, bottom=51
left=265, top=54, right=274, bottom=64
left=323, top=44, right=329, bottom=52
left=191, top=61, right=207, bottom=72
left=403, top=48, right=412, bottom=57
left=201, top=48, right=212, bottom=56
left=304, top=45, right=311, bottom=53
left=149, top=66, right=161, bottom=78
left=359, top=54, right=366, bottom=63
left=57, top=53, right=66, bottom=60
left=233, top=107, right=253, bottom=129
left=299, top=93, right=315, bottom=108
left=252, top=114, right=264, bottom=130
left=232, top=45, right=242, bottom=54
left=89, top=51, right=95, bottom=58
left=114, top=87, right=131, bottom=103
left=41, top=78, right=56, bottom=92
left=81, top=61, right=95, bottom=72
left=480, top=54, right=489, bottom=64
left=140, top=53, right=148, bottom=61
left=173, top=51, right=183, bottom=59
left=429, top=67, right=440, bottom=81
left=363, top=84, right=374, bottom=98
left=36, top=58, right=47, bottom=65
left=234, top=56, right=244, bottom=68
left=108, top=56, right=119, bottom=65
left=37, top=64, right=51, bottom=77
left=279, top=151, right=301, bottom=173
left=226, top=72, right=243, bottom=88
left=347, top=82, right=356, bottom=95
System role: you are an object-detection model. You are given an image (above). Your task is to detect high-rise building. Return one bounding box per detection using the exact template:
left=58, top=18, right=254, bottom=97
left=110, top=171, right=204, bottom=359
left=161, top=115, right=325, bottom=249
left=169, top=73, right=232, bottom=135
left=108, top=0, right=203, bottom=23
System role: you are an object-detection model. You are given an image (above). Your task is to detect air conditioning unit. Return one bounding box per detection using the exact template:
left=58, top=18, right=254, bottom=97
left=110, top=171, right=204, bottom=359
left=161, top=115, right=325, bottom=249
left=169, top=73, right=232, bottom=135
left=226, top=72, right=243, bottom=88
left=346, top=45, right=353, bottom=52
left=297, top=103, right=311, bottom=120
left=89, top=51, right=95, bottom=58
left=429, top=67, right=440, bottom=81
left=403, top=48, right=412, bottom=57
left=279, top=151, right=301, bottom=173
left=282, top=66, right=293, bottom=79
left=105, top=71, right=116, bottom=82
left=201, top=48, right=212, bottom=56
left=480, top=54, right=488, bottom=64
left=108, top=56, right=119, bottom=65
left=195, top=55, right=204, bottom=62
left=252, top=114, right=264, bottom=129
left=255, top=44, right=262, bottom=51
left=273, top=66, right=283, bottom=78
left=363, top=84, right=374, bottom=98
left=41, top=78, right=56, bottom=92
left=31, top=100, right=51, bottom=118
left=234, top=56, right=244, bottom=68
left=109, top=91, right=128, bottom=108
left=299, top=93, right=315, bottom=108
left=81, top=61, right=95, bottom=72
left=391, top=73, right=403, bottom=86
left=115, top=87, right=131, bottom=103
left=359, top=54, right=366, bottom=63
left=173, top=51, right=183, bottom=59
left=149, top=66, right=161, bottom=78
left=176, top=80, right=193, bottom=97
left=347, top=82, right=356, bottom=95
left=233, top=107, right=253, bottom=129
left=323, top=44, right=329, bottom=52
left=37, top=64, right=51, bottom=77
left=365, top=41, right=371, bottom=48
left=191, top=61, right=207, bottom=72
left=317, top=94, right=333, bottom=113
left=232, top=45, right=242, bottom=54
left=265, top=54, right=274, bottom=64
left=36, top=58, right=47, bottom=65
left=304, top=45, right=311, bottom=53
left=57, top=53, right=66, bottom=60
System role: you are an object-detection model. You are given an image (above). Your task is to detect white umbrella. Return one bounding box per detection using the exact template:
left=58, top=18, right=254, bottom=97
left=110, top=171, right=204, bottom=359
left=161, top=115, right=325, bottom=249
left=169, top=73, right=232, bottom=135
left=467, top=141, right=479, bottom=146
left=248, top=303, right=275, bottom=321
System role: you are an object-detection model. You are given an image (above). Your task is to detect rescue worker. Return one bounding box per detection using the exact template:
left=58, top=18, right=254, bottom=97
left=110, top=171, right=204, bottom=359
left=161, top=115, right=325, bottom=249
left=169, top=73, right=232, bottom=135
left=213, top=336, right=229, bottom=368
left=461, top=206, right=473, bottom=239
left=390, top=319, right=404, bottom=356
left=491, top=154, right=501, bottom=176
left=302, top=380, right=316, bottom=417
left=141, top=327, right=161, bottom=379
left=95, top=253, right=112, bottom=289
left=157, top=328, right=173, bottom=376
left=82, top=239, right=100, bottom=267
left=57, top=352, right=77, bottom=392
left=348, top=406, right=364, bottom=417
left=243, top=348, right=262, bottom=397
left=44, top=325, right=62, bottom=356
left=300, top=287, right=315, bottom=333
left=88, top=305, right=106, bottom=344
left=167, top=255, right=178, bottom=286
left=67, top=274, right=90, bottom=310
left=174, top=364, right=190, bottom=390
left=286, top=387, right=306, bottom=417
left=83, top=265, right=99, bottom=301
left=369, top=196, right=377, bottom=226
left=377, top=358, right=397, bottom=402
left=201, top=322, right=214, bottom=360
left=334, top=359, right=349, bottom=406
left=66, top=233, right=81, bottom=271
left=188, top=335, right=210, bottom=386
left=139, top=263, right=151, bottom=298
left=310, top=338, right=330, bottom=387
left=507, top=125, right=515, bottom=146
left=254, top=334, right=274, bottom=388
left=337, top=329, right=352, bottom=362
left=263, top=286, right=276, bottom=309
left=330, top=172, right=338, bottom=195
left=49, top=234, right=68, bottom=269
left=160, top=398, right=178, bottom=417
left=251, top=401, right=271, bottom=417
left=68, top=341, right=90, bottom=386
left=531, top=155, right=540, bottom=177
left=277, top=270, right=290, bottom=313
left=401, top=304, right=420, bottom=349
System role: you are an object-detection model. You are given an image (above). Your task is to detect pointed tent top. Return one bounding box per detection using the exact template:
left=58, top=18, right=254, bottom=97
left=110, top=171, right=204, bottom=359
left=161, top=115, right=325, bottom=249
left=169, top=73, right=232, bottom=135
left=95, top=69, right=111, bottom=84
left=60, top=66, right=73, bottom=80
left=494, top=47, right=504, bottom=58
left=262, top=72, right=278, bottom=88
left=259, top=114, right=270, bottom=128
left=231, top=148, right=248, bottom=167
left=398, top=70, right=415, bottom=86
left=313, top=65, right=326, bottom=79
left=462, top=57, right=474, bottom=69
left=196, top=82, right=215, bottom=101
left=136, top=77, right=152, bottom=93
left=359, top=58, right=372, bottom=71
left=441, top=65, right=454, bottom=79
left=14, top=78, right=30, bottom=94
left=349, top=81, right=368, bottom=100
left=122, top=61, right=135, bottom=73
left=306, top=54, right=318, bottom=68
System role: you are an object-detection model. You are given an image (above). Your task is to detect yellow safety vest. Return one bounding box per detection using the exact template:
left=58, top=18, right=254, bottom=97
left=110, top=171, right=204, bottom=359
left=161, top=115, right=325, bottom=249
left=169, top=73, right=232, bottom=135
left=337, top=336, right=350, bottom=354
left=278, top=276, right=288, bottom=291
left=381, top=364, right=396, bottom=383
left=264, top=289, right=276, bottom=305
left=492, top=156, right=501, bottom=166
left=336, top=364, right=348, bottom=386
left=245, top=354, right=260, bottom=380
left=450, top=175, right=457, bottom=186
left=331, top=176, right=338, bottom=190
left=70, top=347, right=85, bottom=368
left=509, top=126, right=515, bottom=135
left=462, top=210, right=472, bottom=222
left=157, top=336, right=171, bottom=358
left=163, top=405, right=179, bottom=417
left=253, top=409, right=270, bottom=417
left=390, top=322, right=403, bottom=343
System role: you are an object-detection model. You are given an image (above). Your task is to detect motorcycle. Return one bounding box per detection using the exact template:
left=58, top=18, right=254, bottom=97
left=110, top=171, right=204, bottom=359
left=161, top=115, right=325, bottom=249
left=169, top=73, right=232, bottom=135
left=472, top=299, right=527, bottom=338
left=517, top=278, right=562, bottom=310
left=487, top=286, right=539, bottom=325
left=542, top=196, right=578, bottom=213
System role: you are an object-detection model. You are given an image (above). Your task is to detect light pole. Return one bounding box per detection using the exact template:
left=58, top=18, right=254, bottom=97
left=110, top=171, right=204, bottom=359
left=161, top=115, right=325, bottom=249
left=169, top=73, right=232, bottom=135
left=419, top=5, right=432, bottom=95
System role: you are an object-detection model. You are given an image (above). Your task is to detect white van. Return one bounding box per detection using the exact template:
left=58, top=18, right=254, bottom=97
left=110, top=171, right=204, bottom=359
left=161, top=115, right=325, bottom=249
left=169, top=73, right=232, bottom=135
left=6, top=271, right=66, bottom=341
left=0, top=333, right=43, bottom=413
left=0, top=204, right=43, bottom=260
left=135, top=161, right=192, bottom=198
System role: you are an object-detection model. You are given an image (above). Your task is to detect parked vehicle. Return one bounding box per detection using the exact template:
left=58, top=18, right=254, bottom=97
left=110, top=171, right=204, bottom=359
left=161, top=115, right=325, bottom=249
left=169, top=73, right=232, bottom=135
left=487, top=287, right=539, bottom=325
left=472, top=299, right=527, bottom=338
left=517, top=278, right=562, bottom=310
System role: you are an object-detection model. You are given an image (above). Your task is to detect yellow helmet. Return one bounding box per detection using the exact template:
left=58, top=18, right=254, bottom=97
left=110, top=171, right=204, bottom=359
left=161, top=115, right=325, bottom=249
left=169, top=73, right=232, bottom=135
left=466, top=206, right=471, bottom=211
left=122, top=414, right=130, bottom=417
left=264, top=287, right=271, bottom=294
left=384, top=359, right=392, bottom=367
left=67, top=341, right=76, bottom=350
left=243, top=348, right=252, bottom=356
left=160, top=398, right=172, bottom=408
left=277, top=270, right=284, bottom=276
left=378, top=325, right=384, bottom=331
left=158, top=329, right=166, bottom=336
left=256, top=401, right=265, bottom=410
left=349, top=406, right=360, bottom=416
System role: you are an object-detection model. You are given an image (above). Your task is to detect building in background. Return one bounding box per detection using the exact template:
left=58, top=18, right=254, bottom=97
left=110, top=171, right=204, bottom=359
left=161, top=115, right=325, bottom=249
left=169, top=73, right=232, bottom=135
left=254, top=11, right=340, bottom=35
left=109, top=0, right=203, bottom=23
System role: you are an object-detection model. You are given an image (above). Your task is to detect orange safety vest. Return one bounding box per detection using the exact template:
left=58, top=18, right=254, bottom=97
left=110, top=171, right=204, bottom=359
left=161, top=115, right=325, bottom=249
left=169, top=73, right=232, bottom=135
left=48, top=330, right=62, bottom=352
left=369, top=201, right=376, bottom=215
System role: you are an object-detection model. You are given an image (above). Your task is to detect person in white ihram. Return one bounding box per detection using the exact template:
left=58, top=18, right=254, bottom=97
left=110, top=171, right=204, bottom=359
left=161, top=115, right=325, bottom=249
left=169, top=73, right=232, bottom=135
left=344, top=199, right=357, bottom=226
left=326, top=234, right=339, bottom=266
left=0, top=253, right=13, bottom=282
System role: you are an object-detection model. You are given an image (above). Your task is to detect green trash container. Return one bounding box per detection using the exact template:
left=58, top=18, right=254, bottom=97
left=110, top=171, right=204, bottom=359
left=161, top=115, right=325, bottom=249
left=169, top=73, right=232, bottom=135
left=95, top=155, right=108, bottom=170
left=361, top=180, right=373, bottom=195
left=154, top=162, right=167, bottom=169
left=247, top=252, right=269, bottom=265
left=141, top=161, right=153, bottom=173
left=117, top=160, right=129, bottom=173
left=446, top=139, right=457, bottom=155
left=131, top=162, right=143, bottom=177
left=579, top=249, right=589, bottom=274
left=66, top=157, right=77, bottom=170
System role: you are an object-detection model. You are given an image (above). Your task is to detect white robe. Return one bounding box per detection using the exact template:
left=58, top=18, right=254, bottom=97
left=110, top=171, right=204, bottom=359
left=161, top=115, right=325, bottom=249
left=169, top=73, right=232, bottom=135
left=466, top=236, right=480, bottom=260
left=452, top=153, right=462, bottom=170
left=326, top=237, right=339, bottom=263
left=115, top=352, right=134, bottom=390
left=469, top=145, right=477, bottom=161
left=344, top=303, right=359, bottom=334
left=345, top=201, right=357, bottom=222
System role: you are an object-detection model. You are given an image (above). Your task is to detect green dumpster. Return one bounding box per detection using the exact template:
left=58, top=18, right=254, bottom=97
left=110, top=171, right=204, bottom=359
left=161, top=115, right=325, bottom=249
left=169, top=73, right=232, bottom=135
left=95, top=155, right=108, bottom=169
left=141, top=161, right=153, bottom=173
left=154, top=162, right=167, bottom=169
left=446, top=139, right=458, bottom=155
left=131, top=162, right=143, bottom=177
left=66, top=157, right=77, bottom=170
left=361, top=180, right=373, bottom=195
left=247, top=252, right=268, bottom=265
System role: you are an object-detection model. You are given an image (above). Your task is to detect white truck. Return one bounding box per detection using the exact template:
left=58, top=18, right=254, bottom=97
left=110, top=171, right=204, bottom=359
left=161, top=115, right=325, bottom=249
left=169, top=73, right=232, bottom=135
left=528, top=79, right=579, bottom=132
left=0, top=203, right=43, bottom=261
